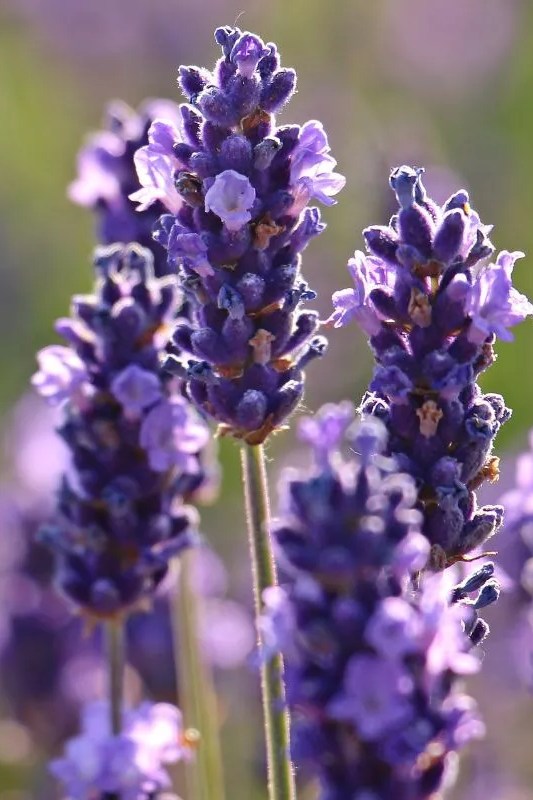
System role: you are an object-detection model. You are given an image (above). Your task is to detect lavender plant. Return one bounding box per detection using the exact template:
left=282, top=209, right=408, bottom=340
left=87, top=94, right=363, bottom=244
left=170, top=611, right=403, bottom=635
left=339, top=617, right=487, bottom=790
left=16, top=17, right=530, bottom=799
left=32, top=242, right=210, bottom=798
left=129, top=25, right=344, bottom=798
left=330, top=166, right=533, bottom=569
left=264, top=403, right=486, bottom=799
left=70, top=99, right=181, bottom=277
left=134, top=26, right=344, bottom=443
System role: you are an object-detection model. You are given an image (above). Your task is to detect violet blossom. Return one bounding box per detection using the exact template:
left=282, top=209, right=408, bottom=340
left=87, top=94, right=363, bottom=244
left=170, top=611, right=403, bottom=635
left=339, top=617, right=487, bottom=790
left=32, top=244, right=209, bottom=618
left=264, top=403, right=485, bottom=799
left=133, top=25, right=344, bottom=444
left=330, top=166, right=532, bottom=567
left=70, top=100, right=181, bottom=276
left=50, top=700, right=187, bottom=800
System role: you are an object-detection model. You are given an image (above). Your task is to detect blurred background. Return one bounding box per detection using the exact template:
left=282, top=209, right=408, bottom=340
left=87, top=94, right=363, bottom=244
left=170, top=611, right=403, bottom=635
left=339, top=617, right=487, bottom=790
left=1, top=0, right=533, bottom=797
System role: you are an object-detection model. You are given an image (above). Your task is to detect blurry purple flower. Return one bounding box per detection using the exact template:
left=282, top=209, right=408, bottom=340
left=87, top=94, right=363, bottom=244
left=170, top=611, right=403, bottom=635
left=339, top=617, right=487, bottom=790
left=32, top=346, right=87, bottom=406
left=328, top=655, right=413, bottom=741
left=204, top=170, right=256, bottom=231
left=329, top=252, right=388, bottom=334
left=199, top=598, right=254, bottom=669
left=140, top=397, right=209, bottom=473
left=421, top=575, right=480, bottom=677
left=365, top=597, right=422, bottom=660
left=297, top=400, right=355, bottom=468
left=5, top=394, right=67, bottom=505
left=50, top=700, right=186, bottom=800
left=466, top=251, right=533, bottom=344
left=111, top=364, right=163, bottom=416
left=392, top=531, right=430, bottom=574
left=69, top=132, right=124, bottom=208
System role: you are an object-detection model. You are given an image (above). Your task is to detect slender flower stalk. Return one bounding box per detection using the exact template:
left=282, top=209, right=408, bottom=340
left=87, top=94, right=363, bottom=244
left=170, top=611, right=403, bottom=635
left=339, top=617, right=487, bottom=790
left=172, top=553, right=226, bottom=800
left=330, top=166, right=533, bottom=569
left=106, top=618, right=125, bottom=735
left=242, top=444, right=295, bottom=800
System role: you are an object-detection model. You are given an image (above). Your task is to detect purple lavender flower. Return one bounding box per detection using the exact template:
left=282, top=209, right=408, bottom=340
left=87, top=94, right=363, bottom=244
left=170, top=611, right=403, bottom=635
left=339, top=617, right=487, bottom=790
left=265, top=404, right=484, bottom=799
left=331, top=166, right=532, bottom=567
left=33, top=244, right=209, bottom=618
left=50, top=700, right=187, bottom=799
left=134, top=26, right=344, bottom=444
left=465, top=250, right=531, bottom=344
left=204, top=169, right=257, bottom=231
left=32, top=346, right=87, bottom=406
left=70, top=100, right=181, bottom=276
left=289, top=120, right=346, bottom=211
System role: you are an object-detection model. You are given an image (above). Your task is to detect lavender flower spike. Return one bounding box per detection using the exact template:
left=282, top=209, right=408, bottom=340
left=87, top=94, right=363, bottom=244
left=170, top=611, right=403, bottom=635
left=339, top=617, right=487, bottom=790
left=264, top=404, right=484, bottom=800
left=33, top=244, right=209, bottom=619
left=50, top=700, right=188, bottom=800
left=331, top=166, right=532, bottom=567
left=70, top=99, right=182, bottom=276
left=135, top=26, right=345, bottom=444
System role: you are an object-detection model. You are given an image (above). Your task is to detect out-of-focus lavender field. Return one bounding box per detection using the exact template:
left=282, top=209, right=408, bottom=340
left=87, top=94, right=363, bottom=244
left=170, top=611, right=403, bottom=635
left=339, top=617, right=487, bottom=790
left=1, top=1, right=533, bottom=797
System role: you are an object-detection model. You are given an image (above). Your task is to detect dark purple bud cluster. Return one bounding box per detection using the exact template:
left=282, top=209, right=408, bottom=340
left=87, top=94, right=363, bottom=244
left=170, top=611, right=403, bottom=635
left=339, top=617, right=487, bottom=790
left=331, top=166, right=532, bottom=567
left=70, top=100, right=181, bottom=277
left=264, top=403, right=484, bottom=800
left=32, top=244, right=210, bottom=619
left=133, top=26, right=344, bottom=443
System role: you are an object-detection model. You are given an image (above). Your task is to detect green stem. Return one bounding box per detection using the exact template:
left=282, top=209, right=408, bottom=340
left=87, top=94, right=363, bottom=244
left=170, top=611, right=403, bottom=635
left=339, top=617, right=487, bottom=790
left=241, top=443, right=296, bottom=800
left=171, top=553, right=226, bottom=800
left=106, top=619, right=124, bottom=735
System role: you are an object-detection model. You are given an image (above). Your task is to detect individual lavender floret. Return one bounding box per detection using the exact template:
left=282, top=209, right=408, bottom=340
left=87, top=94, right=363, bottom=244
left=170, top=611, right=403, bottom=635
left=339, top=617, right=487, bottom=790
left=70, top=99, right=181, bottom=276
left=50, top=700, right=188, bottom=799
left=330, top=166, right=533, bottom=567
left=32, top=243, right=209, bottom=618
left=264, top=404, right=484, bottom=800
left=134, top=26, right=345, bottom=444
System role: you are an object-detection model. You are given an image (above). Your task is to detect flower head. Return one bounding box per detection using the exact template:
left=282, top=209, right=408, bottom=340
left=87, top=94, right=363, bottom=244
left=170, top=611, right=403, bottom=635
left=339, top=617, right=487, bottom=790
left=264, top=405, right=483, bottom=798
left=50, top=700, right=187, bottom=800
left=33, top=244, right=210, bottom=618
left=332, top=166, right=529, bottom=564
left=136, top=26, right=344, bottom=443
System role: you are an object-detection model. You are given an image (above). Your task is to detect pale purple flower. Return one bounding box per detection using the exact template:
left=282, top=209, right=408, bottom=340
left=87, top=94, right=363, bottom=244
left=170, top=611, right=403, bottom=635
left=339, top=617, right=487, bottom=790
left=32, top=346, right=87, bottom=406
left=110, top=364, right=162, bottom=416
left=204, top=170, right=256, bottom=232
left=365, top=597, right=422, bottom=660
left=131, top=119, right=182, bottom=214
left=140, top=397, right=209, bottom=472
left=198, top=598, right=254, bottom=669
left=230, top=32, right=268, bottom=78
left=50, top=700, right=186, bottom=800
left=69, top=132, right=123, bottom=208
left=328, top=654, right=413, bottom=741
left=392, top=531, right=430, bottom=575
left=466, top=250, right=533, bottom=344
left=290, top=120, right=345, bottom=211
left=297, top=401, right=355, bottom=467
left=329, top=251, right=387, bottom=334
left=420, top=575, right=480, bottom=677
left=168, top=229, right=214, bottom=278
